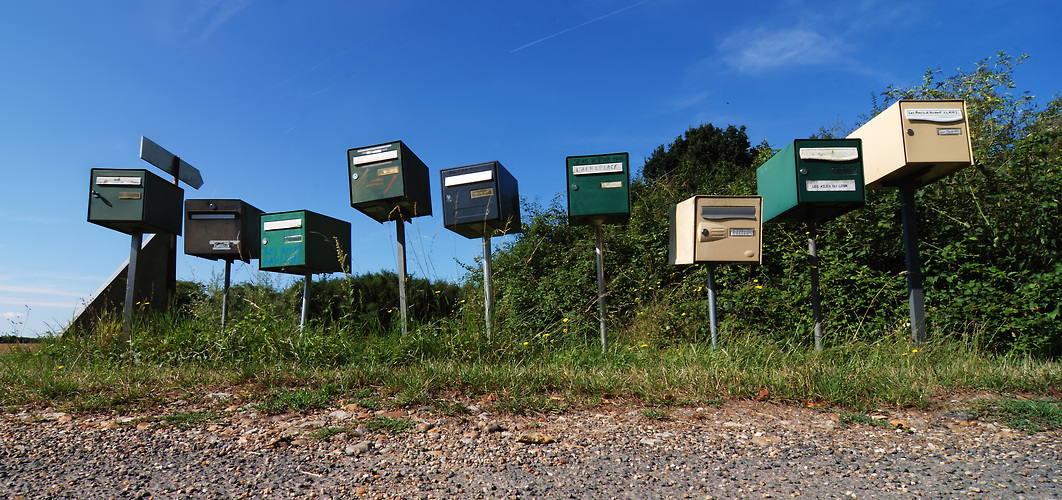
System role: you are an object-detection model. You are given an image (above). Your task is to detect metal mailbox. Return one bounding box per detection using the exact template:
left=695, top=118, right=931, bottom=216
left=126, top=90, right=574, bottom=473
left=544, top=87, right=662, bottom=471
left=259, top=210, right=351, bottom=275
left=184, top=199, right=263, bottom=262
left=88, top=168, right=184, bottom=235
left=668, top=196, right=762, bottom=265
left=847, top=99, right=973, bottom=189
left=566, top=152, right=630, bottom=226
left=347, top=141, right=432, bottom=222
left=756, top=139, right=865, bottom=223
left=440, top=161, right=521, bottom=239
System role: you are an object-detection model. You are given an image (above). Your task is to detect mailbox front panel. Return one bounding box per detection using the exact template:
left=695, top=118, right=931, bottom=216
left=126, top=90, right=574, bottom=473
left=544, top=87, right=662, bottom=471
left=669, top=196, right=761, bottom=265
left=566, top=152, right=630, bottom=226
left=900, top=101, right=973, bottom=165
left=88, top=168, right=183, bottom=235
left=260, top=212, right=308, bottom=271
left=440, top=162, right=521, bottom=239
left=185, top=199, right=263, bottom=262
left=348, top=141, right=432, bottom=222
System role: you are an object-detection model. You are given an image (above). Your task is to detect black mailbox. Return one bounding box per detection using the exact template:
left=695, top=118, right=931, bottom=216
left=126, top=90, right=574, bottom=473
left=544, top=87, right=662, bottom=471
left=184, top=199, right=263, bottom=262
left=440, top=161, right=521, bottom=239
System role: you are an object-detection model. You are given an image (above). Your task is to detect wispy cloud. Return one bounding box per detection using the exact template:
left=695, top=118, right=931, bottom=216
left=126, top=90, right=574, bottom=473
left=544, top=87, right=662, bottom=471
left=719, top=28, right=844, bottom=73
left=0, top=285, right=87, bottom=298
left=511, top=0, right=652, bottom=52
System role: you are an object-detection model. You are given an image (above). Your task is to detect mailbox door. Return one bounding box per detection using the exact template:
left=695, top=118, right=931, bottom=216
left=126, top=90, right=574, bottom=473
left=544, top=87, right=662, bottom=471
left=900, top=101, right=973, bottom=165
left=185, top=199, right=262, bottom=261
left=260, top=212, right=307, bottom=271
left=693, top=196, right=762, bottom=264
left=89, top=169, right=147, bottom=225
left=442, top=164, right=500, bottom=225
left=794, top=139, right=865, bottom=206
left=566, top=153, right=630, bottom=226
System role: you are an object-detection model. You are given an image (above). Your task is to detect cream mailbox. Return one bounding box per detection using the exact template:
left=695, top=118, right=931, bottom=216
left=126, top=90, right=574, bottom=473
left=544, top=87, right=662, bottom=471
left=847, top=99, right=973, bottom=189
left=668, top=196, right=762, bottom=265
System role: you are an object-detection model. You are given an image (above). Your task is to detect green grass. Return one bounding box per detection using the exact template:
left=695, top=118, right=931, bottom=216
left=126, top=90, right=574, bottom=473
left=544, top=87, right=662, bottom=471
left=971, top=398, right=1062, bottom=433
left=2, top=310, right=1060, bottom=433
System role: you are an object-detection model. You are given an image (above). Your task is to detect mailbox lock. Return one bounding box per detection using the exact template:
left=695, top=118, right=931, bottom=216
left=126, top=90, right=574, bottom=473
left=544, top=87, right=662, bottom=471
left=261, top=238, right=268, bottom=245
left=209, top=203, right=217, bottom=210
left=799, top=168, right=808, bottom=175
left=351, top=172, right=360, bottom=180
left=571, top=184, right=579, bottom=191
left=907, top=128, right=915, bottom=136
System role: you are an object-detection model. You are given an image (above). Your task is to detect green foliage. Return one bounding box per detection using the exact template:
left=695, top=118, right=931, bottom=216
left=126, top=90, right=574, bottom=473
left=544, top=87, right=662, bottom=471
left=972, top=398, right=1062, bottom=433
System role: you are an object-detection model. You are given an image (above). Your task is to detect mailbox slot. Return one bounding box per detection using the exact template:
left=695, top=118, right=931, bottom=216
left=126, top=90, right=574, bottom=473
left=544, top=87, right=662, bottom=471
left=348, top=141, right=432, bottom=223
left=669, top=196, right=762, bottom=265
left=566, top=152, right=630, bottom=226
left=184, top=199, right=263, bottom=262
left=88, top=168, right=183, bottom=235
left=440, top=161, right=521, bottom=239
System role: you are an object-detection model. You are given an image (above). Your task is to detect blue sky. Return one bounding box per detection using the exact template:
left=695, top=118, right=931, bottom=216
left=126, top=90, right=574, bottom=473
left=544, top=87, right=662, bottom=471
left=3, top=0, right=1060, bottom=336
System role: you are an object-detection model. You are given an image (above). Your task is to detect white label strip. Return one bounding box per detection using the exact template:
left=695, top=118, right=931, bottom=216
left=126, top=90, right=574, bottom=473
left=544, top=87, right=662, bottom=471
left=600, top=181, right=623, bottom=189
left=444, top=170, right=493, bottom=187
left=937, top=128, right=963, bottom=135
left=263, top=218, right=303, bottom=231
left=806, top=180, right=857, bottom=192
left=573, top=162, right=624, bottom=175
left=96, top=176, right=142, bottom=186
left=904, top=108, right=964, bottom=123
left=798, top=148, right=859, bottom=162
left=352, top=149, right=399, bottom=166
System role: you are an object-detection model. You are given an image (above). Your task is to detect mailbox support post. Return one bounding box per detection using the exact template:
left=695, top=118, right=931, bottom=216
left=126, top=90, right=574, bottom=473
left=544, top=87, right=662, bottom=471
left=122, top=233, right=142, bottom=345
left=706, top=265, right=718, bottom=350
left=900, top=184, right=927, bottom=342
left=482, top=234, right=494, bottom=339
left=300, top=274, right=310, bottom=333
left=396, top=221, right=409, bottom=337
left=221, top=259, right=232, bottom=332
left=808, top=222, right=824, bottom=351
left=593, top=220, right=607, bottom=352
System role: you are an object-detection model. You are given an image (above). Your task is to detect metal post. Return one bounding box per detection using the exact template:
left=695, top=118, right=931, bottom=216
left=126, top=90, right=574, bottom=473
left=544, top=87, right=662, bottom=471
left=396, top=220, right=409, bottom=337
left=900, top=184, right=927, bottom=342
left=300, top=273, right=310, bottom=333
left=808, top=221, right=823, bottom=351
left=221, top=259, right=231, bottom=332
left=706, top=265, right=718, bottom=350
left=482, top=234, right=493, bottom=339
left=594, top=220, right=607, bottom=352
left=122, top=232, right=142, bottom=344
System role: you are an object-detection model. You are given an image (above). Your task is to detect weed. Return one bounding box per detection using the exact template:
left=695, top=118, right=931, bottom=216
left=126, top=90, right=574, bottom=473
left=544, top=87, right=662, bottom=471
left=364, top=416, right=413, bottom=434
left=641, top=408, right=671, bottom=421
left=162, top=410, right=218, bottom=429
left=971, top=398, right=1062, bottom=433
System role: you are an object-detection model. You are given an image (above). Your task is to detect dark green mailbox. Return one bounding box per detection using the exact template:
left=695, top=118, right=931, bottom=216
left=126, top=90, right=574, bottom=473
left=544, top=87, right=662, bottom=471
left=756, top=139, right=865, bottom=223
left=566, top=152, right=630, bottom=226
left=259, top=210, right=351, bottom=275
left=440, top=161, right=521, bottom=239
left=88, top=168, right=184, bottom=235
left=347, top=141, right=432, bottom=223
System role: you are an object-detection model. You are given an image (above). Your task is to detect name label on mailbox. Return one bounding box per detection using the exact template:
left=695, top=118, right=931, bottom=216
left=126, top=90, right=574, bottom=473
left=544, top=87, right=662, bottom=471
left=798, top=148, right=859, bottom=161
left=264, top=218, right=303, bottom=231
left=572, top=162, right=624, bottom=175
left=904, top=108, right=964, bottom=123
left=351, top=149, right=399, bottom=166
left=444, top=170, right=493, bottom=187
left=210, top=240, right=239, bottom=251
left=806, top=180, right=857, bottom=192
left=96, top=176, right=142, bottom=186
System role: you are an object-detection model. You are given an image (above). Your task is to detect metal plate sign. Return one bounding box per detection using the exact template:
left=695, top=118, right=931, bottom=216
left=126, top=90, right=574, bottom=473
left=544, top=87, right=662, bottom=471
left=139, top=136, right=204, bottom=189
left=904, top=108, right=964, bottom=123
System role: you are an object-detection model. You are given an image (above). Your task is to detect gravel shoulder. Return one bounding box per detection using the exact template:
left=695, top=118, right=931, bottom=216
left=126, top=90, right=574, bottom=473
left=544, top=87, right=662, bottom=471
left=2, top=396, right=1060, bottom=499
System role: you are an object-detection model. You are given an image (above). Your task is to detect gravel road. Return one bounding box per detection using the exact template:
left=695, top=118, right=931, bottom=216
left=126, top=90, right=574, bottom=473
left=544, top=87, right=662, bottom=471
left=2, top=396, right=1059, bottom=499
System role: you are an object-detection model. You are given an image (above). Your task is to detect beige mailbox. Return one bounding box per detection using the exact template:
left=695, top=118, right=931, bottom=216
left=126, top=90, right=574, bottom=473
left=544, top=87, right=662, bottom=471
left=668, top=196, right=762, bottom=265
left=847, top=99, right=973, bottom=189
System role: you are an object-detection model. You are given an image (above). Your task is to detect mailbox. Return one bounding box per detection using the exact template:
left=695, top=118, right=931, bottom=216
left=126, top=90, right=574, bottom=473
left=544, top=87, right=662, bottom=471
left=668, top=196, right=762, bottom=265
left=347, top=141, right=432, bottom=222
left=88, top=168, right=183, bottom=235
left=184, top=199, right=263, bottom=262
left=756, top=139, right=865, bottom=223
left=847, top=99, right=973, bottom=189
left=440, top=161, right=521, bottom=239
left=259, top=210, right=351, bottom=275
left=566, top=152, right=630, bottom=226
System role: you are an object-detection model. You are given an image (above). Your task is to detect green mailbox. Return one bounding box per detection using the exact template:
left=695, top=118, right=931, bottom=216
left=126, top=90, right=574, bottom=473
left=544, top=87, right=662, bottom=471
left=259, top=210, right=351, bottom=275
left=88, top=168, right=184, bottom=235
left=756, top=139, right=865, bottom=223
left=347, top=141, right=432, bottom=223
left=566, top=152, right=630, bottom=226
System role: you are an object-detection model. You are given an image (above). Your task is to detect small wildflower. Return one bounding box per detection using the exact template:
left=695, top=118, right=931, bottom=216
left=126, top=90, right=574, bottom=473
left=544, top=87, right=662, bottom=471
left=433, top=290, right=441, bottom=294
left=755, top=285, right=763, bottom=290
left=458, top=299, right=466, bottom=304
left=523, top=342, right=529, bottom=346
left=562, top=317, right=569, bottom=323
left=57, top=365, right=65, bottom=370
left=912, top=349, right=918, bottom=353
left=641, top=344, right=648, bottom=348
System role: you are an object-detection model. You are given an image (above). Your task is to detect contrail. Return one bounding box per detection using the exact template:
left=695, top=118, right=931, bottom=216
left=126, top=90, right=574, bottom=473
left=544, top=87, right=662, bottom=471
left=511, top=0, right=651, bottom=53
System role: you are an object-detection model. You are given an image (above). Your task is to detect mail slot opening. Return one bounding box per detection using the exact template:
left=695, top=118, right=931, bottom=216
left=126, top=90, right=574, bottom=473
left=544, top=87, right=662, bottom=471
left=189, top=213, right=238, bottom=220
left=701, top=206, right=757, bottom=220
